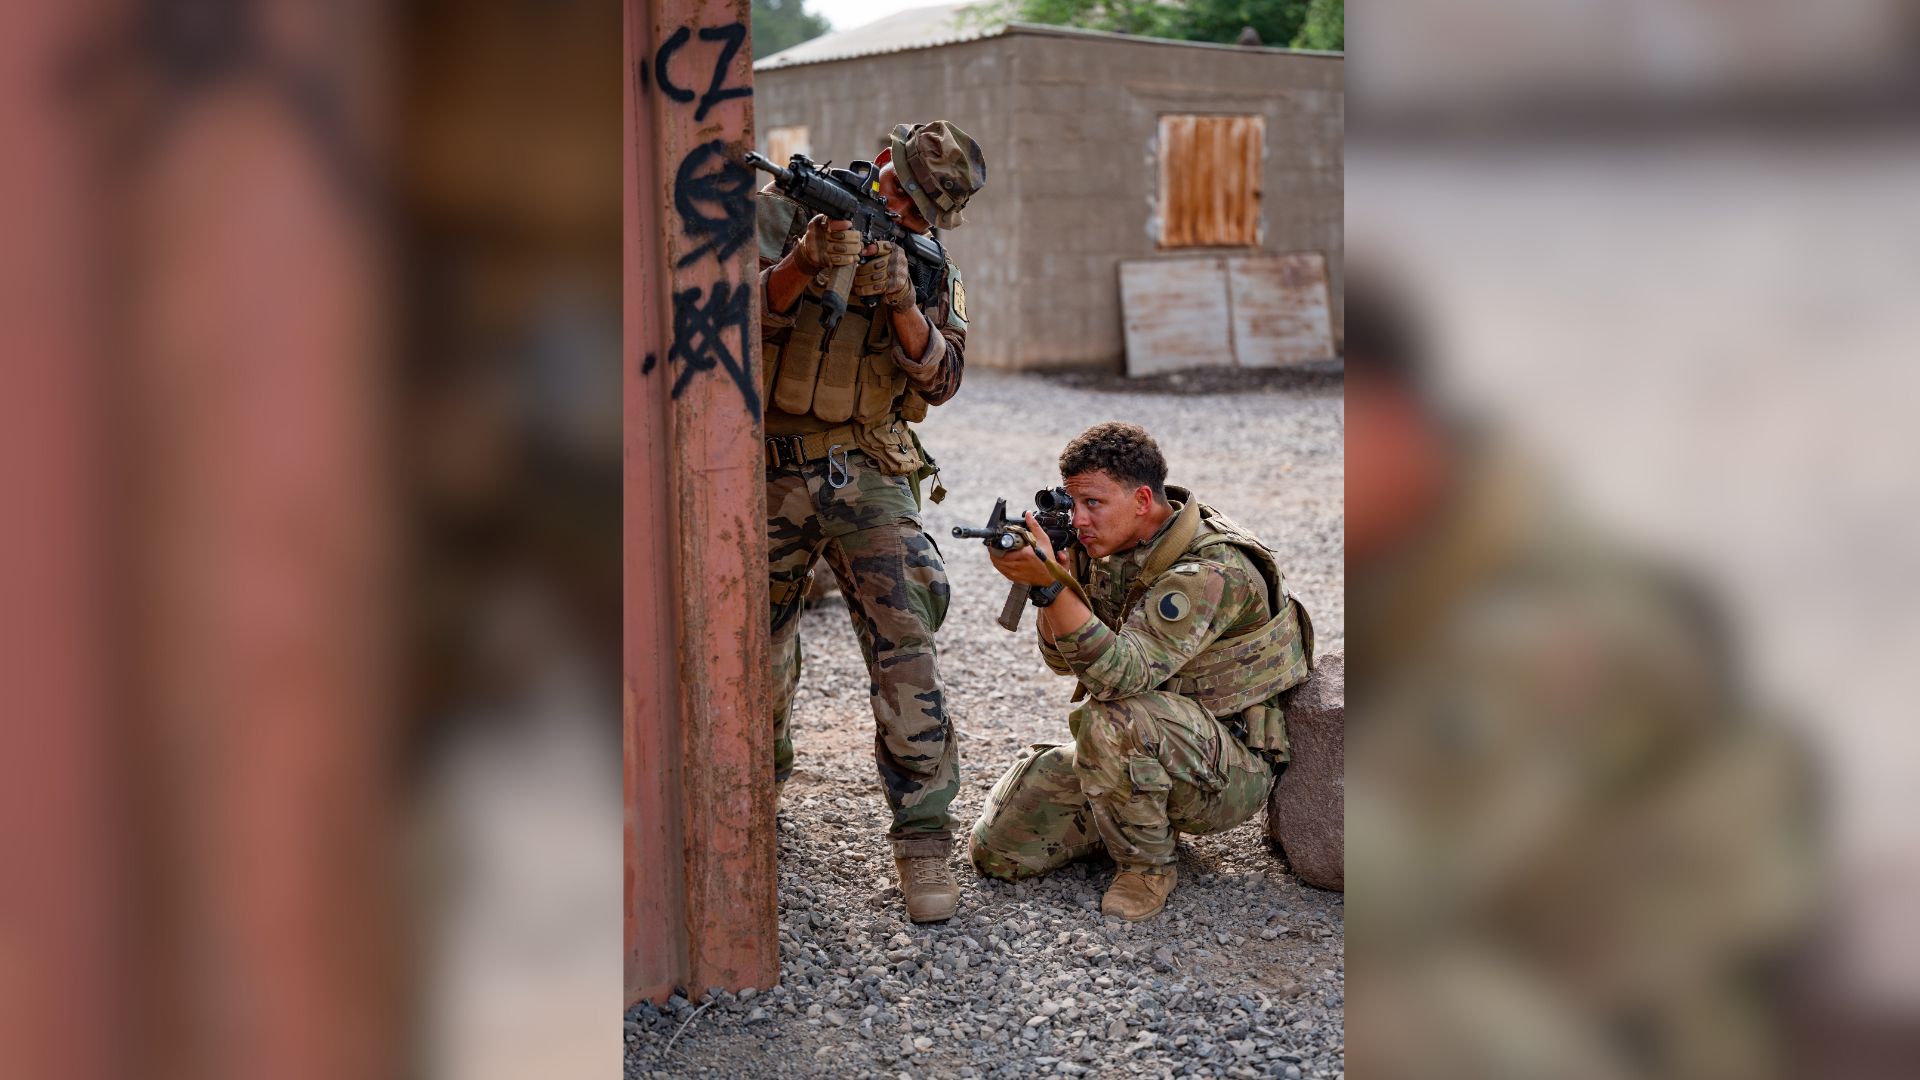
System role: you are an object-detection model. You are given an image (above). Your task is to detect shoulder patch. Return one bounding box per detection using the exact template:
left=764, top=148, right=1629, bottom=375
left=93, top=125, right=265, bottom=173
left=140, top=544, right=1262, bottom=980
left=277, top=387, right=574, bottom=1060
left=945, top=260, right=967, bottom=330
left=1155, top=591, right=1192, bottom=623
left=1147, top=565, right=1215, bottom=631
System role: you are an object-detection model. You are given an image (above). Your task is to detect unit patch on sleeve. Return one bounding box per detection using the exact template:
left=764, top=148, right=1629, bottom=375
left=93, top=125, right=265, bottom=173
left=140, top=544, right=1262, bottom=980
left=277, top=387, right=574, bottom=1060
left=1155, top=590, right=1191, bottom=623
left=946, top=260, right=968, bottom=330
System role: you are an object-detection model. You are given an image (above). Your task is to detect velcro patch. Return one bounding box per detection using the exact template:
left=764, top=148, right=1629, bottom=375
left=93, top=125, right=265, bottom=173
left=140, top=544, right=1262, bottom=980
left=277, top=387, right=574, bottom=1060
left=1147, top=566, right=1214, bottom=631
left=946, top=261, right=968, bottom=331
left=1156, top=591, right=1192, bottom=622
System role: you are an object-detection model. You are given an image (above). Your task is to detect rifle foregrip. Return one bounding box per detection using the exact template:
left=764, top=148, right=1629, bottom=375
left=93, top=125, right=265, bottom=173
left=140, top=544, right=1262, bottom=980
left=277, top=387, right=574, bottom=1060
left=817, top=261, right=858, bottom=330
left=997, top=583, right=1029, bottom=633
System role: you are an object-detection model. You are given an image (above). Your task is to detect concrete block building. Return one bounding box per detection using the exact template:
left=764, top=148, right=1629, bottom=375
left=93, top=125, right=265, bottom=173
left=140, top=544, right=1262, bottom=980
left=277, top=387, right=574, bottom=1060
left=755, top=5, right=1344, bottom=372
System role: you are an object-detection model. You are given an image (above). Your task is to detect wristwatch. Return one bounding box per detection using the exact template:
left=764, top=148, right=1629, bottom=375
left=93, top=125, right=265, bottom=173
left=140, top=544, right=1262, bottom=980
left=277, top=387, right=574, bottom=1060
left=1029, top=582, right=1066, bottom=607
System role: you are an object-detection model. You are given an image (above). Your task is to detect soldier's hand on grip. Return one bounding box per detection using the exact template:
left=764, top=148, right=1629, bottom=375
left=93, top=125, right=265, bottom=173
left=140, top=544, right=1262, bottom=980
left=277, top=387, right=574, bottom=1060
left=794, top=214, right=861, bottom=274
left=853, top=241, right=916, bottom=310
left=987, top=515, right=1058, bottom=588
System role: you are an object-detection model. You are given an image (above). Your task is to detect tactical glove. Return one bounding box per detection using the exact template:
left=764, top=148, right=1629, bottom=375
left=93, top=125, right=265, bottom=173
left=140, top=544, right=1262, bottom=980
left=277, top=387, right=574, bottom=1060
left=793, top=214, right=861, bottom=275
left=852, top=240, right=916, bottom=311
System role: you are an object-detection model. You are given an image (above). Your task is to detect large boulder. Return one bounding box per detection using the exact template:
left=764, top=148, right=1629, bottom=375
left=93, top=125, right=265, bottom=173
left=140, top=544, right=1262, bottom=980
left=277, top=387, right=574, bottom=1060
left=1267, top=652, right=1343, bottom=891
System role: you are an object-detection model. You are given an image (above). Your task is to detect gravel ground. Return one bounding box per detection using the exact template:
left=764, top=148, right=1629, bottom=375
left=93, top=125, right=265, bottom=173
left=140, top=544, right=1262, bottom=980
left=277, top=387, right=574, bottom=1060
left=627, top=367, right=1344, bottom=1079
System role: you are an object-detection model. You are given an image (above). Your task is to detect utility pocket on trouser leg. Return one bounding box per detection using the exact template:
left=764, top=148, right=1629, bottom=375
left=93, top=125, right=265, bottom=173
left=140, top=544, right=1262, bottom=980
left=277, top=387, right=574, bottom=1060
left=1082, top=755, right=1175, bottom=870
left=1114, top=758, right=1173, bottom=827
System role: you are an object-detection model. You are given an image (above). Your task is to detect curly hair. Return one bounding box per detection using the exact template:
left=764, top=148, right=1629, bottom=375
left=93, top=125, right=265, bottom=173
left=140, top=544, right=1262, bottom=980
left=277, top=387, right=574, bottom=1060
left=1058, top=422, right=1168, bottom=500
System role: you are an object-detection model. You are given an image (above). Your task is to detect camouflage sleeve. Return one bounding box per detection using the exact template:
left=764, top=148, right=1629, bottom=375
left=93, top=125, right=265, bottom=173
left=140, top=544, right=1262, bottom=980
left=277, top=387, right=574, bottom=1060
left=1037, top=630, right=1076, bottom=676
left=1050, top=559, right=1267, bottom=702
left=757, top=188, right=805, bottom=329
left=893, top=258, right=966, bottom=406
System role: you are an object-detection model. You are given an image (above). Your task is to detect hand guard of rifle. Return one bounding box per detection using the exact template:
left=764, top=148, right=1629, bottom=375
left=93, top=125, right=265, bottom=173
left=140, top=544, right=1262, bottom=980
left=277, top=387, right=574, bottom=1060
left=951, top=490, right=1079, bottom=632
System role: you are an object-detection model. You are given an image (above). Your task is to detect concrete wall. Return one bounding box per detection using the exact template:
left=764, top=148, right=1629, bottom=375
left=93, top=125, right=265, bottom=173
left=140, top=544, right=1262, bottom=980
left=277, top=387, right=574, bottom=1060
left=756, top=31, right=1342, bottom=371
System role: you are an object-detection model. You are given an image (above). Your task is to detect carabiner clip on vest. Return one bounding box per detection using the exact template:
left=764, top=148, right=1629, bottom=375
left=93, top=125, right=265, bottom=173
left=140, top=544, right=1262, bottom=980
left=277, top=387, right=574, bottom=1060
left=826, top=443, right=851, bottom=489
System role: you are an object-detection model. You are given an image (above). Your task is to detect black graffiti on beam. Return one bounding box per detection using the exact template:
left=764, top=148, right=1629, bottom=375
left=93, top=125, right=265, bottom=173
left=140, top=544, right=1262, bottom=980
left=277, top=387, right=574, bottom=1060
left=668, top=280, right=759, bottom=417
left=693, top=24, right=751, bottom=121
left=674, top=140, right=754, bottom=267
left=652, top=23, right=752, bottom=121
left=652, top=26, right=694, bottom=104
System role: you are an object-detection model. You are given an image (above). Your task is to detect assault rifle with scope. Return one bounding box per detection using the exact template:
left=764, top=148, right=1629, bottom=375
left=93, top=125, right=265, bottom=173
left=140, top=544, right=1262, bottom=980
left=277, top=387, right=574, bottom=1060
left=952, top=487, right=1078, bottom=632
left=742, top=150, right=946, bottom=331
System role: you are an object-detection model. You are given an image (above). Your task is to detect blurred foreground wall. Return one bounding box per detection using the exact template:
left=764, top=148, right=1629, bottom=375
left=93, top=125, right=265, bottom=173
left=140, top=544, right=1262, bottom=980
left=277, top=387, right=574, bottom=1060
left=5, top=0, right=638, bottom=1076
left=4, top=1, right=398, bottom=1077
left=1346, top=2, right=1920, bottom=1077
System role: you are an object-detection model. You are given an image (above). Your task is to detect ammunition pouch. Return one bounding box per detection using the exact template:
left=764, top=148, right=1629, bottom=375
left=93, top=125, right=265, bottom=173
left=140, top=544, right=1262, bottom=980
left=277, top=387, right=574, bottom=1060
left=1227, top=703, right=1291, bottom=762
left=768, top=293, right=910, bottom=426
left=850, top=417, right=925, bottom=478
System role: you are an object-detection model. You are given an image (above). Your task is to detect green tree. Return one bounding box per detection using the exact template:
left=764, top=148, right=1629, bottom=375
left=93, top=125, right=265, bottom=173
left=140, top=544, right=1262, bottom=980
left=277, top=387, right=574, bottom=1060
left=752, top=0, right=832, bottom=59
left=1289, top=0, right=1342, bottom=50
left=1167, top=0, right=1309, bottom=48
left=969, top=0, right=1336, bottom=49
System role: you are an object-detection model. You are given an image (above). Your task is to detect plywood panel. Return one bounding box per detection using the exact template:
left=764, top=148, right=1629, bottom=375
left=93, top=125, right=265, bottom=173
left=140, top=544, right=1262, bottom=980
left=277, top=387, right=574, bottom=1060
left=764, top=125, right=810, bottom=164
left=1227, top=253, right=1335, bottom=366
left=1119, top=257, right=1232, bottom=376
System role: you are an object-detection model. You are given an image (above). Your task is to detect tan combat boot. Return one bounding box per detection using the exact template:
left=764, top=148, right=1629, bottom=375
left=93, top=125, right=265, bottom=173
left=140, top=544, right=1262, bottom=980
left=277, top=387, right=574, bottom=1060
left=893, top=850, right=960, bottom=923
left=1102, top=867, right=1177, bottom=921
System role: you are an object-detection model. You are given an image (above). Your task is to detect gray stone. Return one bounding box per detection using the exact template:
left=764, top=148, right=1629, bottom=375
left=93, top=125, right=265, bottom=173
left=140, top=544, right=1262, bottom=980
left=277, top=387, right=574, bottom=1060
left=1268, top=652, right=1345, bottom=891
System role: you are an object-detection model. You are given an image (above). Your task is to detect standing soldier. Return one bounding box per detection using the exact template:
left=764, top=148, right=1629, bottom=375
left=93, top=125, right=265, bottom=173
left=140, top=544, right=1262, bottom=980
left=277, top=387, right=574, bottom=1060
left=757, top=121, right=986, bottom=923
left=969, top=423, right=1314, bottom=920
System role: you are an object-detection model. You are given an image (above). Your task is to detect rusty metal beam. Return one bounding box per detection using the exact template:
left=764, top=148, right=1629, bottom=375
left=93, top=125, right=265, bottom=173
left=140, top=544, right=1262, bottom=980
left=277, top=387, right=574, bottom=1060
left=114, top=5, right=396, bottom=1077
left=3, top=2, right=396, bottom=1076
left=625, top=0, right=776, bottom=1005
left=0, top=2, right=121, bottom=1076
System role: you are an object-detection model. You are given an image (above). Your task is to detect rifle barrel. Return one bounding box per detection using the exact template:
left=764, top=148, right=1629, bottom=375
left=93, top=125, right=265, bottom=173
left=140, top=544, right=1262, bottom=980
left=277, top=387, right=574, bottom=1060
left=952, top=526, right=1022, bottom=550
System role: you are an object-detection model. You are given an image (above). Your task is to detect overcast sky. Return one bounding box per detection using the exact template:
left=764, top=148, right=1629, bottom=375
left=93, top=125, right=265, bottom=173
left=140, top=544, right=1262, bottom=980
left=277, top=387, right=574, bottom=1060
left=804, top=0, right=971, bottom=33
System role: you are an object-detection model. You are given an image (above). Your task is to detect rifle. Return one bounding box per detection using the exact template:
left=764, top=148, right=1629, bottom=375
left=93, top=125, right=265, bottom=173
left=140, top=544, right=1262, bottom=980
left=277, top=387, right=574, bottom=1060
left=742, top=150, right=947, bottom=331
left=952, top=488, right=1078, bottom=631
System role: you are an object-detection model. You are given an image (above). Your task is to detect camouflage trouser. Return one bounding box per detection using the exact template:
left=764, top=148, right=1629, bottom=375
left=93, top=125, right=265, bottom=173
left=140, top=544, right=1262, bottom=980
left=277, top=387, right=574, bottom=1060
left=969, top=690, right=1272, bottom=879
left=769, top=447, right=958, bottom=851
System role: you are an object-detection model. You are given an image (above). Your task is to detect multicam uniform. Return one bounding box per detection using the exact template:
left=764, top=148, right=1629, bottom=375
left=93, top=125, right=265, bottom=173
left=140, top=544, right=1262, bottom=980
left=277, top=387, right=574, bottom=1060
left=970, top=488, right=1315, bottom=879
left=758, top=186, right=971, bottom=856
left=1347, top=447, right=1818, bottom=1080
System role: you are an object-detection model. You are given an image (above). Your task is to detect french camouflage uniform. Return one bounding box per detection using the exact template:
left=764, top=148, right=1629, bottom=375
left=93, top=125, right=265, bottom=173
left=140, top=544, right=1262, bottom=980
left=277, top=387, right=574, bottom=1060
left=759, top=122, right=984, bottom=855
left=970, top=487, right=1315, bottom=879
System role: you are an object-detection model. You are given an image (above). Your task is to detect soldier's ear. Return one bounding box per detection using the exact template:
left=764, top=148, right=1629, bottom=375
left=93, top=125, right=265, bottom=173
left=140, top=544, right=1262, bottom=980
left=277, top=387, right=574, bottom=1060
left=1134, top=485, right=1153, bottom=514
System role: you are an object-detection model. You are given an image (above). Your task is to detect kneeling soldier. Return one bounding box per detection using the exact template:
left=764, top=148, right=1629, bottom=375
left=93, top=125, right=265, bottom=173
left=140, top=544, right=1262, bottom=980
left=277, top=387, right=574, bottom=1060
left=970, top=423, right=1313, bottom=920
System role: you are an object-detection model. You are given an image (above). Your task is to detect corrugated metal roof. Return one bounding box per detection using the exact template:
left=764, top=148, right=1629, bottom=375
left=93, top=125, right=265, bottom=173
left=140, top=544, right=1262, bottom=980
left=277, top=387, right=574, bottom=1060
left=755, top=3, right=997, bottom=70
left=753, top=6, right=1343, bottom=71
